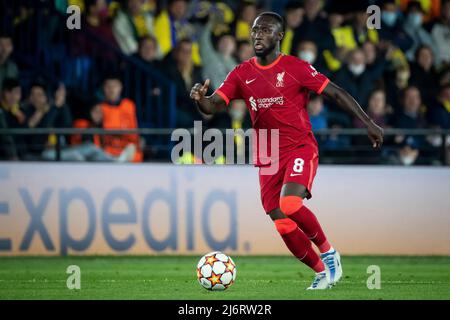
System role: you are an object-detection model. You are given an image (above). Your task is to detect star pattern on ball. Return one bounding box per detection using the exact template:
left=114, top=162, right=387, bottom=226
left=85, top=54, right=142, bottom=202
left=225, top=261, right=235, bottom=272
left=196, top=268, right=202, bottom=279
left=205, top=255, right=218, bottom=266
left=207, top=271, right=222, bottom=286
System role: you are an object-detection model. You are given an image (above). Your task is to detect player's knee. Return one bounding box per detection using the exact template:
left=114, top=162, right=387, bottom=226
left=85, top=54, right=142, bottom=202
left=279, top=195, right=303, bottom=215
left=274, top=218, right=297, bottom=235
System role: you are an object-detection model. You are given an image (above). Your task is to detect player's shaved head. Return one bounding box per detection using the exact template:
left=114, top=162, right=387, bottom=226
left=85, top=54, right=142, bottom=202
left=255, top=12, right=286, bottom=33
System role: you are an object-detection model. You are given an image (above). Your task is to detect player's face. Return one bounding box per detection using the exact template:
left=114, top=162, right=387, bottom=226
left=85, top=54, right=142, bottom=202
left=251, top=17, right=282, bottom=58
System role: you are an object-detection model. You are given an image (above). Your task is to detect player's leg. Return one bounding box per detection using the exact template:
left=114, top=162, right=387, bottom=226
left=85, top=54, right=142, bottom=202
left=268, top=208, right=330, bottom=290
left=280, top=184, right=342, bottom=286
left=260, top=167, right=330, bottom=289
left=280, top=182, right=331, bottom=252
left=280, top=147, right=342, bottom=285
left=268, top=208, right=324, bottom=272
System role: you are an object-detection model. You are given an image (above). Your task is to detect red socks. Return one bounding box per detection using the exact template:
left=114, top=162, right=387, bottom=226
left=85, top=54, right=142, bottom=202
left=274, top=219, right=325, bottom=273
left=288, top=206, right=331, bottom=253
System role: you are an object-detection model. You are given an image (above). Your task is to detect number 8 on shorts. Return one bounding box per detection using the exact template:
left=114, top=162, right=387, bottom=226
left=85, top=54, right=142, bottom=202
left=293, top=158, right=304, bottom=173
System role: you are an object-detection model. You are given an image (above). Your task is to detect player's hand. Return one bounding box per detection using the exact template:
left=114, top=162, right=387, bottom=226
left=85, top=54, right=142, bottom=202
left=367, top=120, right=384, bottom=149
left=190, top=79, right=210, bottom=102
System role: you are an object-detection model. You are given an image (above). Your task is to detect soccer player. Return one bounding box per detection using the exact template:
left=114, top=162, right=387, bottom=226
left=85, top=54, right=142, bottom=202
left=190, top=12, right=384, bottom=289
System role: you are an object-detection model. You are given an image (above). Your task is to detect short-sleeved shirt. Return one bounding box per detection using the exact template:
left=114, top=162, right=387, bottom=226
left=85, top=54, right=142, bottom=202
left=215, top=54, right=330, bottom=166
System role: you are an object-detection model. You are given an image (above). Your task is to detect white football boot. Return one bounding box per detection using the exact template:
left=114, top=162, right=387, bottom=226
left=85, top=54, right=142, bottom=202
left=321, top=249, right=343, bottom=285
left=306, top=270, right=331, bottom=290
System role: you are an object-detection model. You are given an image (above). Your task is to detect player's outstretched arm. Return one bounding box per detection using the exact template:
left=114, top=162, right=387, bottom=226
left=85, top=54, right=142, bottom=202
left=190, top=79, right=227, bottom=116
left=321, top=81, right=384, bottom=149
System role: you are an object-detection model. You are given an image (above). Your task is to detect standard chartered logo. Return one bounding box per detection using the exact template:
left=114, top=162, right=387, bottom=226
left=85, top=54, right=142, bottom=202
left=249, top=96, right=257, bottom=111
left=249, top=96, right=284, bottom=111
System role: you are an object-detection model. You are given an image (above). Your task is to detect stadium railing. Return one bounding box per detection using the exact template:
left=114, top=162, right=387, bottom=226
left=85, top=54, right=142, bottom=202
left=1, top=128, right=449, bottom=165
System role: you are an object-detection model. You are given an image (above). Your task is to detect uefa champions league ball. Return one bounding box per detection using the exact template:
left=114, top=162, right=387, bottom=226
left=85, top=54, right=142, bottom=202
left=196, top=251, right=237, bottom=291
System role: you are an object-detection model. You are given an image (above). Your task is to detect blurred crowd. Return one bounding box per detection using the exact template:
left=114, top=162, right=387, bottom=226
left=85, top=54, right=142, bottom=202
left=0, top=0, right=450, bottom=165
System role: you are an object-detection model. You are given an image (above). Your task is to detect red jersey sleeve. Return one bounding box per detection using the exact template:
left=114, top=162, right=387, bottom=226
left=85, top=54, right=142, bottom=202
left=294, top=59, right=330, bottom=94
left=214, top=66, right=242, bottom=106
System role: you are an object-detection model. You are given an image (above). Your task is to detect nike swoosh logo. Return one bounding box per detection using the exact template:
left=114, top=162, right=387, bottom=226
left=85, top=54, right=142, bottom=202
left=246, top=78, right=256, bottom=84
left=290, top=173, right=302, bottom=177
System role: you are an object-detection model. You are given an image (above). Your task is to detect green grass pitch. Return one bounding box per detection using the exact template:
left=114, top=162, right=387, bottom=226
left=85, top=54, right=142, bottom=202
left=0, top=256, right=449, bottom=300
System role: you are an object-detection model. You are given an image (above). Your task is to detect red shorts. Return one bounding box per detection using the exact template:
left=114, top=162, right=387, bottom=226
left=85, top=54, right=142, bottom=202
left=258, top=144, right=319, bottom=213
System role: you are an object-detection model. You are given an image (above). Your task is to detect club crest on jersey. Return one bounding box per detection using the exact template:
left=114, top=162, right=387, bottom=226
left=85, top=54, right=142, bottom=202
left=276, top=71, right=285, bottom=87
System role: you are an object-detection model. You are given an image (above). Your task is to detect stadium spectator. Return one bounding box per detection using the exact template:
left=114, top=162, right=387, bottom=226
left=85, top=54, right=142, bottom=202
left=291, top=0, right=335, bottom=56
left=362, top=41, right=378, bottom=67
left=430, top=84, right=450, bottom=129
left=132, top=35, right=163, bottom=127
left=22, top=82, right=73, bottom=159
left=378, top=0, right=414, bottom=53
left=307, top=94, right=328, bottom=131
left=409, top=45, right=439, bottom=108
left=296, top=40, right=318, bottom=65
left=235, top=40, right=253, bottom=63
left=68, top=0, right=121, bottom=82
left=164, top=39, right=205, bottom=127
left=99, top=74, right=143, bottom=162
left=439, top=66, right=450, bottom=86
left=233, top=1, right=258, bottom=41
left=307, top=93, right=351, bottom=148
left=0, top=107, right=17, bottom=160
left=403, top=1, right=437, bottom=62
left=281, top=1, right=304, bottom=55
left=398, top=0, right=442, bottom=23
left=154, top=0, right=201, bottom=64
left=0, top=34, right=19, bottom=91
left=68, top=102, right=137, bottom=162
left=295, top=40, right=332, bottom=77
left=429, top=84, right=450, bottom=164
left=392, top=86, right=427, bottom=147
left=0, top=78, right=26, bottom=158
left=353, top=89, right=391, bottom=148
left=333, top=48, right=385, bottom=108
left=135, top=35, right=159, bottom=66
left=387, top=139, right=420, bottom=165
left=431, top=0, right=450, bottom=68
left=394, top=86, right=426, bottom=128
left=84, top=0, right=118, bottom=45
left=354, top=89, right=390, bottom=129
left=113, top=0, right=155, bottom=55
left=0, top=78, right=26, bottom=128
left=385, top=65, right=411, bottom=112
left=330, top=2, right=379, bottom=54
left=199, top=20, right=237, bottom=90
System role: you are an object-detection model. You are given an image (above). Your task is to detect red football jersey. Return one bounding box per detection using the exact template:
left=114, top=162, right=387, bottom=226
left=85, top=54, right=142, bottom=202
left=215, top=54, right=329, bottom=166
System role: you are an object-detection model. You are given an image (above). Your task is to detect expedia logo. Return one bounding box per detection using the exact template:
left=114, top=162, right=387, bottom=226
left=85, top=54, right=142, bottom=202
left=249, top=96, right=284, bottom=111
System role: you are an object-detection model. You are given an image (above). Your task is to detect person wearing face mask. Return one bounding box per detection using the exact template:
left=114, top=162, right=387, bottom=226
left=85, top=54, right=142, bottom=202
left=386, top=140, right=420, bottom=166
left=296, top=40, right=333, bottom=77
left=296, top=41, right=317, bottom=65
left=378, top=0, right=414, bottom=53
left=333, top=49, right=381, bottom=108
left=403, top=1, right=437, bottom=62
